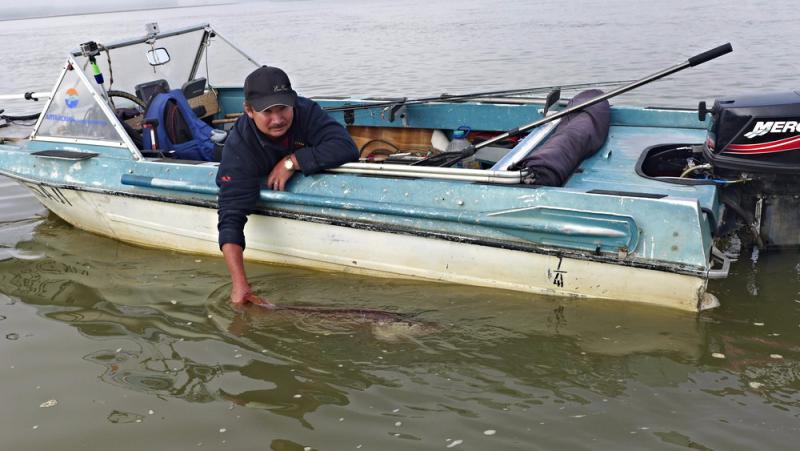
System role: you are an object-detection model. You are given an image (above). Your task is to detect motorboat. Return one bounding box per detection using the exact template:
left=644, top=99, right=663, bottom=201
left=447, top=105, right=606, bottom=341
left=2, top=23, right=795, bottom=312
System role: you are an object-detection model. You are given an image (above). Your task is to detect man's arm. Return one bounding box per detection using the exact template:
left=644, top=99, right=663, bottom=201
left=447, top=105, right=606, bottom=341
left=221, top=243, right=275, bottom=307
left=222, top=243, right=253, bottom=305
left=217, top=122, right=268, bottom=305
left=293, top=99, right=359, bottom=175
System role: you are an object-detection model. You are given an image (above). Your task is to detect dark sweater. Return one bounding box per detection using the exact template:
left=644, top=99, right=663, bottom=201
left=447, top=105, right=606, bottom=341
left=216, top=96, right=358, bottom=249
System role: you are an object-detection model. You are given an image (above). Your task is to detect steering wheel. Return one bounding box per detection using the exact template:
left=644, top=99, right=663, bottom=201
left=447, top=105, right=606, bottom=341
left=108, top=90, right=147, bottom=111
left=108, top=90, right=147, bottom=131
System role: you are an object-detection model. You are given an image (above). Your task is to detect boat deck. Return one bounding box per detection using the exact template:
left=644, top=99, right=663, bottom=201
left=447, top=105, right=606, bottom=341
left=567, top=123, right=716, bottom=210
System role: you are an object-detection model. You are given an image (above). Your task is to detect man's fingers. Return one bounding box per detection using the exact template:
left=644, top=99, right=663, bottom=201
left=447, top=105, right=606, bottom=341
left=267, top=163, right=293, bottom=191
left=267, top=176, right=283, bottom=191
left=271, top=176, right=287, bottom=191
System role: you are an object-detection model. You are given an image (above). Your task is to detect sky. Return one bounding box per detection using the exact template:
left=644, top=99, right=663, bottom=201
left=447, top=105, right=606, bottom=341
left=1, top=0, right=233, bottom=20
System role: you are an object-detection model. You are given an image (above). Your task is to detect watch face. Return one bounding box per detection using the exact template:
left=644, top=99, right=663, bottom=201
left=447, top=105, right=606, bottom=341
left=284, top=158, right=294, bottom=170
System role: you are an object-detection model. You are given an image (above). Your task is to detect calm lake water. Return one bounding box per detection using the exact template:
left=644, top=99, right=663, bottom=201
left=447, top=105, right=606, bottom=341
left=1, top=1, right=799, bottom=449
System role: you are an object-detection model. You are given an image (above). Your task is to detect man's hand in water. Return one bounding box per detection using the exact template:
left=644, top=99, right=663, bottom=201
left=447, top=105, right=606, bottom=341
left=230, top=284, right=276, bottom=309
left=230, top=282, right=252, bottom=306
left=222, top=243, right=276, bottom=309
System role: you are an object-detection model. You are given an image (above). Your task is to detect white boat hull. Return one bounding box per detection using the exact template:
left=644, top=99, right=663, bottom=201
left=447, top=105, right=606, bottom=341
left=24, top=183, right=711, bottom=312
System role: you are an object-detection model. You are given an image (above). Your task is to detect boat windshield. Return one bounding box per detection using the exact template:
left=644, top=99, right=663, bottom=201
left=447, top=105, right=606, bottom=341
left=72, top=25, right=259, bottom=96
left=33, top=62, right=125, bottom=144
left=30, top=25, right=260, bottom=151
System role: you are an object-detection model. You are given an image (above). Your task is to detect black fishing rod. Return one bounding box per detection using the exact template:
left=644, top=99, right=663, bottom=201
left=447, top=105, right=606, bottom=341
left=420, top=43, right=733, bottom=167
left=323, top=79, right=636, bottom=113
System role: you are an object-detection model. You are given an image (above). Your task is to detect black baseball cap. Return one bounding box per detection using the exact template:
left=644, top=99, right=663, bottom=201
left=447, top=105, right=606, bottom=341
left=244, top=66, right=298, bottom=112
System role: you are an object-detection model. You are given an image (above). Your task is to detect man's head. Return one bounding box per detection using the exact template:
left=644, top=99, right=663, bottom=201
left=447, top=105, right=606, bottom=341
left=243, top=66, right=298, bottom=139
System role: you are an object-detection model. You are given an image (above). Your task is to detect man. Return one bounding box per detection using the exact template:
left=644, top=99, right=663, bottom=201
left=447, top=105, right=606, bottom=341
left=217, top=66, right=359, bottom=306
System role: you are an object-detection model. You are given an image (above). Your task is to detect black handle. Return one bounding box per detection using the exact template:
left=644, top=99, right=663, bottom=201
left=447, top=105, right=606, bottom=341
left=688, top=43, right=733, bottom=67
left=543, top=88, right=561, bottom=115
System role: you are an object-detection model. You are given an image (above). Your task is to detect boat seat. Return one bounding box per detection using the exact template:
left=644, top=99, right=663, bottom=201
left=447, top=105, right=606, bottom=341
left=511, top=89, right=610, bottom=186
left=135, top=79, right=170, bottom=105
left=185, top=87, right=220, bottom=120
left=182, top=78, right=206, bottom=99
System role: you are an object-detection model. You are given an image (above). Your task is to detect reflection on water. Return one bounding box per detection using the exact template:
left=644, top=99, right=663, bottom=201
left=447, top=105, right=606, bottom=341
left=1, top=216, right=798, bottom=448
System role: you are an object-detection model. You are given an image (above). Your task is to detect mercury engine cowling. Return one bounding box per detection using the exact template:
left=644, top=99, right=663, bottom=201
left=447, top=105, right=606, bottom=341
left=699, top=91, right=800, bottom=248
left=702, top=91, right=800, bottom=172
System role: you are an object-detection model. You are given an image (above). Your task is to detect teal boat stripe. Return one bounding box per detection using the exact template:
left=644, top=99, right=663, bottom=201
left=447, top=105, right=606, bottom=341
left=122, top=174, right=639, bottom=252
left=7, top=174, right=708, bottom=277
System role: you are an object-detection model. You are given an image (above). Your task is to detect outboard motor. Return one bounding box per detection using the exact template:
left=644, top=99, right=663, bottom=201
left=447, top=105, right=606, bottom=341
left=702, top=91, right=800, bottom=172
left=701, top=91, right=800, bottom=247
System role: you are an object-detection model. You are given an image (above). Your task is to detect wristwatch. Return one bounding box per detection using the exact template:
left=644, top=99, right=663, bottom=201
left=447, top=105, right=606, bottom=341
left=283, top=156, right=295, bottom=171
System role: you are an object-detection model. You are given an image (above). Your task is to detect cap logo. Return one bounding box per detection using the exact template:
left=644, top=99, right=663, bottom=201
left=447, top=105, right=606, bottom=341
left=273, top=84, right=290, bottom=93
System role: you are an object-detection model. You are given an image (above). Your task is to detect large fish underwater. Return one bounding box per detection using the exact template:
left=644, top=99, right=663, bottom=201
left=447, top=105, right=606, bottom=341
left=223, top=296, right=435, bottom=342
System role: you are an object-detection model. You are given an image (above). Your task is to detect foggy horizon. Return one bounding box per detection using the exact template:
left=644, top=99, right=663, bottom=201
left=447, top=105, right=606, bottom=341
left=1, top=0, right=239, bottom=21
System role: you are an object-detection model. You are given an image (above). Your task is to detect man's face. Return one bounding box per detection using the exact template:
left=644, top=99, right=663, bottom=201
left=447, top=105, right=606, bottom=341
left=245, top=103, right=294, bottom=139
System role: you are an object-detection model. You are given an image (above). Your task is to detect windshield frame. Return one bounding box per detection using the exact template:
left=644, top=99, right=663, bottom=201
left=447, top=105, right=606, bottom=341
left=30, top=24, right=262, bottom=158
left=30, top=55, right=141, bottom=157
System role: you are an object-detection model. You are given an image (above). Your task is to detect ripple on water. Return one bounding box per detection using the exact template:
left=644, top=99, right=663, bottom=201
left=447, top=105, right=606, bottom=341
left=107, top=410, right=144, bottom=424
